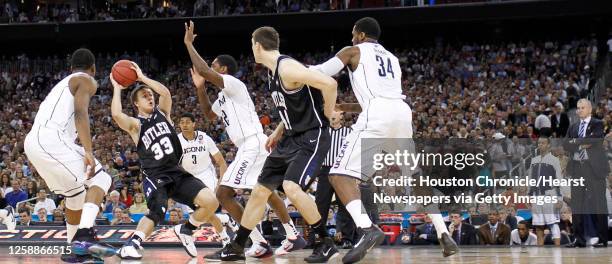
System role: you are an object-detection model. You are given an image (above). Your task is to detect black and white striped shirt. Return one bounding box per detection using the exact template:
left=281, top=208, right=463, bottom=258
left=323, top=126, right=352, bottom=167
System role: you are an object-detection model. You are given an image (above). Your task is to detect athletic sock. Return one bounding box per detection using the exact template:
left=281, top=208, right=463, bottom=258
left=130, top=230, right=145, bottom=247
left=311, top=219, right=328, bottom=241
left=429, top=214, right=449, bottom=238
left=282, top=219, right=299, bottom=240
left=346, top=200, right=373, bottom=229
left=235, top=225, right=252, bottom=247
left=78, top=203, right=99, bottom=229
left=249, top=227, right=267, bottom=244
left=66, top=224, right=78, bottom=243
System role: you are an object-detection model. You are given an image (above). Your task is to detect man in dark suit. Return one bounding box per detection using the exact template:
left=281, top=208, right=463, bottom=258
left=413, top=214, right=439, bottom=245
left=500, top=208, right=518, bottom=231
left=564, top=99, right=609, bottom=247
left=478, top=209, right=511, bottom=245
left=448, top=210, right=478, bottom=245
left=551, top=103, right=570, bottom=137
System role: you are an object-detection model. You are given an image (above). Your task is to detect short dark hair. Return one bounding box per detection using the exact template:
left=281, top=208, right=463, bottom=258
left=70, top=48, right=95, bottom=70
left=181, top=112, right=195, bottom=122
left=518, top=220, right=530, bottom=228
left=449, top=209, right=462, bottom=216
left=129, top=85, right=151, bottom=107
left=18, top=208, right=30, bottom=216
left=252, top=26, right=280, bottom=51
left=354, top=17, right=381, bottom=40
left=215, top=54, right=238, bottom=75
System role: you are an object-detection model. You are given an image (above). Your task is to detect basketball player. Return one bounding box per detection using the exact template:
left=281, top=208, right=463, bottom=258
left=110, top=62, right=221, bottom=259
left=529, top=137, right=563, bottom=246
left=178, top=112, right=232, bottom=246
left=214, top=26, right=338, bottom=262
left=183, top=21, right=306, bottom=259
left=308, top=17, right=459, bottom=261
left=23, top=48, right=115, bottom=263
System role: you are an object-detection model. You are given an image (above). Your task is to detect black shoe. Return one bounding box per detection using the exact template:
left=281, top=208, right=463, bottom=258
left=439, top=232, right=459, bottom=257
left=60, top=253, right=103, bottom=263
left=566, top=243, right=586, bottom=248
left=341, top=240, right=353, bottom=249
left=593, top=243, right=608, bottom=248
left=342, top=225, right=384, bottom=264
left=304, top=237, right=339, bottom=263
left=204, top=241, right=245, bottom=261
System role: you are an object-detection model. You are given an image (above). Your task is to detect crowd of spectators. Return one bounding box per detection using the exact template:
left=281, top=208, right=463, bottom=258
left=1, top=0, right=493, bottom=24
left=0, top=37, right=610, bottom=247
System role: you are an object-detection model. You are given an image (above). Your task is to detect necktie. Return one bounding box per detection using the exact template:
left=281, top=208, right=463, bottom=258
left=579, top=121, right=587, bottom=160
left=491, top=225, right=496, bottom=238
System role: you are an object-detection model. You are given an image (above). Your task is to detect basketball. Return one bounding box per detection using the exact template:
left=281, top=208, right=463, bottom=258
left=112, top=60, right=138, bottom=87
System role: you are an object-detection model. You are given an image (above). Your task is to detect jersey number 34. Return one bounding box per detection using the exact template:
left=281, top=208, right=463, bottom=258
left=376, top=55, right=395, bottom=79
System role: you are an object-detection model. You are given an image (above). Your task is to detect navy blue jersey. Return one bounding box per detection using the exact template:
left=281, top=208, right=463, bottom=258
left=268, top=55, right=329, bottom=136
left=136, top=108, right=183, bottom=175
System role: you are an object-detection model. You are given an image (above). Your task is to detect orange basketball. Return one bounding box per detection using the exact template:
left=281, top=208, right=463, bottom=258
left=111, top=60, right=137, bottom=87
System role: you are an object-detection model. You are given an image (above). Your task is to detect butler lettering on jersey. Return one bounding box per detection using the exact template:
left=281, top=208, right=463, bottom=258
left=271, top=91, right=287, bottom=108
left=142, top=122, right=172, bottom=150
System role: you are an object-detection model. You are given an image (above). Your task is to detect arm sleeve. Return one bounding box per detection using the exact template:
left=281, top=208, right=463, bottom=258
left=309, top=57, right=345, bottom=77
left=206, top=136, right=220, bottom=155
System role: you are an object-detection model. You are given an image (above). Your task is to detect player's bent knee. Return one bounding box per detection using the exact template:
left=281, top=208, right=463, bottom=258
left=282, top=181, right=302, bottom=197
left=195, top=188, right=219, bottom=209
left=251, top=184, right=273, bottom=201
left=90, top=170, right=112, bottom=193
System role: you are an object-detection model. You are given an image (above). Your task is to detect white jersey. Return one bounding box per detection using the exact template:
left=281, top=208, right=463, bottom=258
left=32, top=72, right=97, bottom=141
left=178, top=131, right=219, bottom=175
left=211, top=75, right=264, bottom=147
left=348, top=42, right=405, bottom=110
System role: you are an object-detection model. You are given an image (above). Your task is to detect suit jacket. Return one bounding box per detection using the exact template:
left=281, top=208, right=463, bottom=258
left=478, top=222, right=511, bottom=245
left=414, top=223, right=438, bottom=244
left=449, top=223, right=478, bottom=245
left=502, top=215, right=518, bottom=230
left=564, top=118, right=609, bottom=179
left=551, top=112, right=570, bottom=137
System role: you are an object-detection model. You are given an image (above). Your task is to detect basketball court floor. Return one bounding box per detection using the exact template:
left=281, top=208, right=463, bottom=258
left=1, top=246, right=611, bottom=264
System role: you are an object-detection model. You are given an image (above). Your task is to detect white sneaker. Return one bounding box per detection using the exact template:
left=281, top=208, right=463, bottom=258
left=2, top=206, right=16, bottom=231
left=588, top=237, right=599, bottom=246
left=274, top=235, right=307, bottom=255
left=174, top=224, right=197, bottom=257
left=117, top=242, right=143, bottom=260
left=245, top=241, right=272, bottom=258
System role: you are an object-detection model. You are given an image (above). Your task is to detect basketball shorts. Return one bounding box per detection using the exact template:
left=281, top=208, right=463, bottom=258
left=142, top=166, right=206, bottom=210
left=258, top=127, right=331, bottom=191
left=24, top=125, right=107, bottom=198
left=220, top=133, right=268, bottom=189
left=329, top=98, right=414, bottom=180
left=192, top=165, right=218, bottom=191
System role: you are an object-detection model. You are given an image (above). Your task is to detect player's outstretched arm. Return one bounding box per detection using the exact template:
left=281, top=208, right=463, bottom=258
left=281, top=59, right=337, bottom=119
left=70, top=75, right=97, bottom=177
left=191, top=68, right=217, bottom=121
left=110, top=74, right=140, bottom=142
left=309, top=46, right=359, bottom=76
left=184, top=20, right=225, bottom=89
left=131, top=62, right=172, bottom=118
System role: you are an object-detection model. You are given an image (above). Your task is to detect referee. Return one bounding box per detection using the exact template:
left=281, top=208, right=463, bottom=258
left=306, top=111, right=352, bottom=247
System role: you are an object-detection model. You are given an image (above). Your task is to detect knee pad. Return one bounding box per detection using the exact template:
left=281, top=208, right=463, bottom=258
left=89, top=170, right=112, bottom=193
left=65, top=190, right=86, bottom=211
left=549, top=223, right=561, bottom=239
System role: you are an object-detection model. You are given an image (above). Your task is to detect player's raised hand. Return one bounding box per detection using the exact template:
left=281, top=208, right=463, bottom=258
left=184, top=20, right=197, bottom=44
left=84, top=151, right=95, bottom=179
left=190, top=67, right=205, bottom=88
left=109, top=73, right=127, bottom=90
left=130, top=62, right=146, bottom=81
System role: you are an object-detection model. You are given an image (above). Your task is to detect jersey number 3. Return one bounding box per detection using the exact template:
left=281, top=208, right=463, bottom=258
left=376, top=55, right=395, bottom=78
left=151, top=137, right=174, bottom=160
